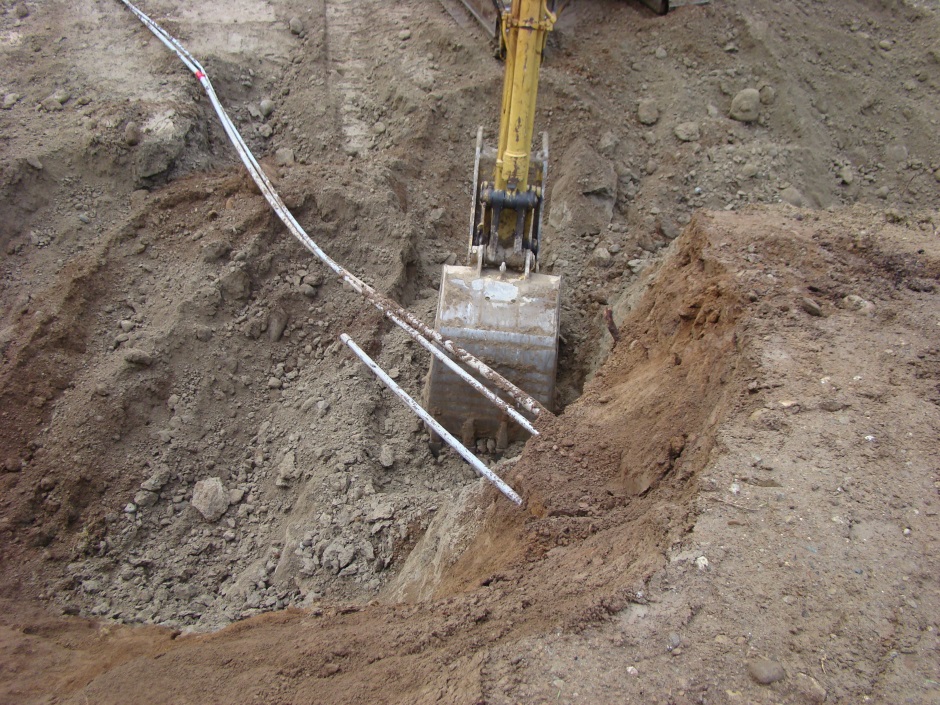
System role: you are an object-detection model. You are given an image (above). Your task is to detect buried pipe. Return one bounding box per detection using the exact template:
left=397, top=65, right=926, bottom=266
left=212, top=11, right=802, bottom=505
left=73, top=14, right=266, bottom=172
left=340, top=334, right=523, bottom=506
left=115, top=0, right=549, bottom=422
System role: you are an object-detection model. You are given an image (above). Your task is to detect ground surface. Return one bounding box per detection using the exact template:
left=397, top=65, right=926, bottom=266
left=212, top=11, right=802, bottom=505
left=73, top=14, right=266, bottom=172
left=0, top=0, right=938, bottom=703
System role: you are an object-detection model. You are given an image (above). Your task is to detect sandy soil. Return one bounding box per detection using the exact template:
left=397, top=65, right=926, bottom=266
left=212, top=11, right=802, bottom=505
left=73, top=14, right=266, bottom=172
left=0, top=0, right=938, bottom=703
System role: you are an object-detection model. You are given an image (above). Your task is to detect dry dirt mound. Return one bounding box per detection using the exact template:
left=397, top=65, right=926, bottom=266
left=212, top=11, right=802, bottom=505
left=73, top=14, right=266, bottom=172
left=3, top=205, right=938, bottom=704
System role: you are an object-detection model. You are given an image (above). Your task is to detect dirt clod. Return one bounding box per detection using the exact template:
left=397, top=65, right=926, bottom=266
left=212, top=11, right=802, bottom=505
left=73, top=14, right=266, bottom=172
left=748, top=657, right=787, bottom=685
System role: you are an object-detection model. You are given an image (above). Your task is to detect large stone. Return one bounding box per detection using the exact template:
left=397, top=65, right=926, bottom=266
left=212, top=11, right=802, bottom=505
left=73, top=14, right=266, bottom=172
left=759, top=84, right=776, bottom=105
left=592, top=246, right=612, bottom=265
left=548, top=138, right=617, bottom=236
left=780, top=186, right=806, bottom=207
left=274, top=147, right=295, bottom=167
left=135, top=140, right=174, bottom=180
left=134, top=489, right=158, bottom=508
left=792, top=673, right=827, bottom=703
left=202, top=241, right=231, bottom=263
left=800, top=297, right=823, bottom=317
left=378, top=444, right=395, bottom=469
left=367, top=502, right=395, bottom=522
left=191, top=477, right=230, bottom=522
left=267, top=307, right=288, bottom=342
left=41, top=89, right=70, bottom=111
left=730, top=88, right=761, bottom=122
left=141, top=466, right=172, bottom=492
left=124, top=122, right=142, bottom=146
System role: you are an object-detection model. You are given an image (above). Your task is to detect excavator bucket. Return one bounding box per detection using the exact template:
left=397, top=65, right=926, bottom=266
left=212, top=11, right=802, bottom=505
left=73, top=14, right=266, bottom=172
left=638, top=0, right=670, bottom=14
left=453, top=0, right=501, bottom=37
left=425, top=265, right=561, bottom=444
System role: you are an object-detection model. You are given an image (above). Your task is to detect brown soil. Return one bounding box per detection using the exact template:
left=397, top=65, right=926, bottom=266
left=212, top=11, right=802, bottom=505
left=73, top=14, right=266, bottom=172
left=1, top=0, right=938, bottom=703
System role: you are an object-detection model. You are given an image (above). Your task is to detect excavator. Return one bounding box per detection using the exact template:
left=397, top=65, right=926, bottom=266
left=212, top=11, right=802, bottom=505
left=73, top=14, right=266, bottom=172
left=424, top=0, right=670, bottom=449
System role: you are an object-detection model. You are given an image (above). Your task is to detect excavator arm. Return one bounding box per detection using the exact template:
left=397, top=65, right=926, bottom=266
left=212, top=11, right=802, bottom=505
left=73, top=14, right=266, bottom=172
left=472, top=0, right=555, bottom=272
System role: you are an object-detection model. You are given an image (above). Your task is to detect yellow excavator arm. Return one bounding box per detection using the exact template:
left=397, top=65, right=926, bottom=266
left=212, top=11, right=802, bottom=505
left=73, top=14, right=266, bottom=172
left=471, top=0, right=555, bottom=273
left=494, top=0, right=555, bottom=193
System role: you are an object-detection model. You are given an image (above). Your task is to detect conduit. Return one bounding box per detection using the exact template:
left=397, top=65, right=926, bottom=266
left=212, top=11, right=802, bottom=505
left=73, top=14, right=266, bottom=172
left=115, top=0, right=549, bottom=428
left=341, top=334, right=523, bottom=506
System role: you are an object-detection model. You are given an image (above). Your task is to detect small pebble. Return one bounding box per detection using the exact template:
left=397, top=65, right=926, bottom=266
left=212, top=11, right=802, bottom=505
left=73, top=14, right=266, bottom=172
left=800, top=297, right=823, bottom=317
left=124, top=121, right=141, bottom=146
left=123, top=348, right=153, bottom=366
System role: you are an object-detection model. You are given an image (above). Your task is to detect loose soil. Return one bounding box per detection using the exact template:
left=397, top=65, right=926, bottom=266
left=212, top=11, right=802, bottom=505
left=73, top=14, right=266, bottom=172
left=0, top=0, right=938, bottom=703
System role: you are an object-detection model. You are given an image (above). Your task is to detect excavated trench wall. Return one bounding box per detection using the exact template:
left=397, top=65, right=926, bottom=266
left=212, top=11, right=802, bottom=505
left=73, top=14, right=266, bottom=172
left=386, top=213, right=747, bottom=604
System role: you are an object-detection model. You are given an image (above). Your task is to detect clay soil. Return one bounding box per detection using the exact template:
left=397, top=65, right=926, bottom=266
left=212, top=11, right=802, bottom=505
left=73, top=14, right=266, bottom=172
left=1, top=0, right=938, bottom=703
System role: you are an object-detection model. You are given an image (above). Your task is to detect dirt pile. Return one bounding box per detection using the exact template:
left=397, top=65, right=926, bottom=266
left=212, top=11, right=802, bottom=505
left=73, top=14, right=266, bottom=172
left=4, top=204, right=937, bottom=704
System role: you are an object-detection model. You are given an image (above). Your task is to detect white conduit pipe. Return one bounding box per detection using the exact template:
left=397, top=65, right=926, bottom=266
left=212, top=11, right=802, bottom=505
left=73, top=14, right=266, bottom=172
left=116, top=0, right=548, bottom=424
left=340, top=334, right=523, bottom=506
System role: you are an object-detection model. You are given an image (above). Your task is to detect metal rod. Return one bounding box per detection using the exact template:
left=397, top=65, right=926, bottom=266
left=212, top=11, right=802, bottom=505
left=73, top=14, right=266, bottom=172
left=340, top=334, right=523, bottom=506
left=115, top=0, right=551, bottom=420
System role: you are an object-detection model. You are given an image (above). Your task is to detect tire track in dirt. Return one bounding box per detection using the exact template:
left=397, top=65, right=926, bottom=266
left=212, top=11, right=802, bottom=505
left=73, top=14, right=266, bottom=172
left=323, top=0, right=377, bottom=157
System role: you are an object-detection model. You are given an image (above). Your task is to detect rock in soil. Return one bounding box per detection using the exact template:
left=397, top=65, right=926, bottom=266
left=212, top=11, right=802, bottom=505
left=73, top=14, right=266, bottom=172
left=191, top=478, right=230, bottom=522
left=747, top=657, right=786, bottom=685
